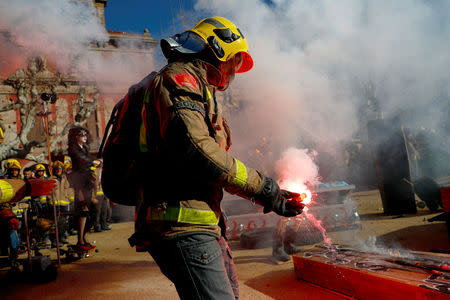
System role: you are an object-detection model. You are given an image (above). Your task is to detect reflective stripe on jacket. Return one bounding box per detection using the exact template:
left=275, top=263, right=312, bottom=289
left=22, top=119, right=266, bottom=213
left=47, top=175, right=73, bottom=207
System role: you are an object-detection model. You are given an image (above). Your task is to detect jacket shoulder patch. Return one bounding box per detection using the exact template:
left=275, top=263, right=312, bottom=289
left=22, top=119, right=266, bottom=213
left=172, top=72, right=199, bottom=90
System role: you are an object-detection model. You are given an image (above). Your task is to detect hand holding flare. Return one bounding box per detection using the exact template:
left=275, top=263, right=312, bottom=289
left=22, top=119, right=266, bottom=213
left=282, top=190, right=306, bottom=216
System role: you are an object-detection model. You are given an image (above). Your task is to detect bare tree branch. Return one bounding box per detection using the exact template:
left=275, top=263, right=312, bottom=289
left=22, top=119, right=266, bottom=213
left=0, top=102, right=21, bottom=112
left=1, top=56, right=100, bottom=163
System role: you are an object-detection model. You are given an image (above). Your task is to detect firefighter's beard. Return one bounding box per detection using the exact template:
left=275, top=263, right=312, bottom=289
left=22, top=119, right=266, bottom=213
left=217, top=71, right=235, bottom=91
left=205, top=57, right=237, bottom=91
left=218, top=55, right=241, bottom=91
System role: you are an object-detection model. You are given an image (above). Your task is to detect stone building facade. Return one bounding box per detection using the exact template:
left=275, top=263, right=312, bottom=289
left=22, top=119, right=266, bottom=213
left=0, top=0, right=157, bottom=163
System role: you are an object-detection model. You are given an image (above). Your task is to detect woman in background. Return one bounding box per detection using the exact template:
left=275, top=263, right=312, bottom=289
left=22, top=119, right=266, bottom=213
left=68, top=126, right=98, bottom=251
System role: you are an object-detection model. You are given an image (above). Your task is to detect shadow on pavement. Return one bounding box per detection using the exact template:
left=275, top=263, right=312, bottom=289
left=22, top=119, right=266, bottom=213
left=359, top=210, right=443, bottom=221
left=244, top=269, right=350, bottom=300
left=375, top=222, right=449, bottom=252
left=1, top=260, right=160, bottom=299
left=233, top=254, right=277, bottom=265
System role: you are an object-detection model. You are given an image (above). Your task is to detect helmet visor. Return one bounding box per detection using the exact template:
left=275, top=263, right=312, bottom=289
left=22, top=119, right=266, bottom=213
left=174, top=31, right=207, bottom=54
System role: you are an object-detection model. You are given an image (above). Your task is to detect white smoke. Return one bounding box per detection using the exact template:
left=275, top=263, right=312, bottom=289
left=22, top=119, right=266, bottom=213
left=275, top=147, right=320, bottom=189
left=192, top=0, right=450, bottom=181
left=0, top=0, right=107, bottom=53
left=2, top=0, right=447, bottom=182
left=0, top=0, right=155, bottom=91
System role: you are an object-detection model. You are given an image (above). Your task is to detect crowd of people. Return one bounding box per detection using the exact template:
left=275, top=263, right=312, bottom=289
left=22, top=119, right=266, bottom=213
left=0, top=136, right=113, bottom=257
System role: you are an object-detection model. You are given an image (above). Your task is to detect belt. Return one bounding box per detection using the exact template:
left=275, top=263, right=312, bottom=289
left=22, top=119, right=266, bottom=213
left=146, top=206, right=219, bottom=225
left=50, top=200, right=71, bottom=206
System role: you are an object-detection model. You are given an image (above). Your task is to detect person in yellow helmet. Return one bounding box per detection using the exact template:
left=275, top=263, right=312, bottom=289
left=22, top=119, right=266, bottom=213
left=126, top=16, right=304, bottom=299
left=47, top=161, right=74, bottom=245
left=63, top=156, right=72, bottom=173
left=1, top=159, right=23, bottom=255
left=32, top=163, right=49, bottom=214
left=0, top=178, right=57, bottom=257
left=4, top=159, right=22, bottom=179
left=33, top=164, right=47, bottom=179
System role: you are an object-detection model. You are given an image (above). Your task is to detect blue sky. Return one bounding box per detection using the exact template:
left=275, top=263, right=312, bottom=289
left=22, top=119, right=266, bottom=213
left=104, top=0, right=275, bottom=39
left=105, top=0, right=197, bottom=39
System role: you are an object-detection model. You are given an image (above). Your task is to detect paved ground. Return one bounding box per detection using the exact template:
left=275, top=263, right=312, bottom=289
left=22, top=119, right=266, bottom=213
left=1, top=190, right=448, bottom=299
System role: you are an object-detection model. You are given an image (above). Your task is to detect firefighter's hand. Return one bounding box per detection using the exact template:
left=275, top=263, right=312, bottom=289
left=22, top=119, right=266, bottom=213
left=27, top=179, right=56, bottom=197
left=253, top=177, right=304, bottom=217
left=92, top=159, right=102, bottom=168
left=280, top=190, right=305, bottom=217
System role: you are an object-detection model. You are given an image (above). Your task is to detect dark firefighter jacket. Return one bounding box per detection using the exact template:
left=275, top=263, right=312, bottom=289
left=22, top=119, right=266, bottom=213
left=136, top=59, right=266, bottom=239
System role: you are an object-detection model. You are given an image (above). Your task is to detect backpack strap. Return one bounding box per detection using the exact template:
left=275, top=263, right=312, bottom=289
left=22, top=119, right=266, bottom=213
left=200, top=82, right=217, bottom=139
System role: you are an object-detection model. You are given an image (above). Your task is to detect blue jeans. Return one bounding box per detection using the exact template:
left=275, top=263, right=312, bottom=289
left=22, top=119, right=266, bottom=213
left=148, top=233, right=239, bottom=300
left=9, top=229, right=20, bottom=250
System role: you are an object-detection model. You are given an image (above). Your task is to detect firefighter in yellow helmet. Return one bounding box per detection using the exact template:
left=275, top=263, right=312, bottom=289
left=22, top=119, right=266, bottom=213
left=4, top=159, right=21, bottom=179
left=0, top=177, right=56, bottom=257
left=1, top=159, right=23, bottom=256
left=50, top=160, right=73, bottom=212
left=64, top=156, right=72, bottom=175
left=127, top=17, right=304, bottom=299
left=34, top=164, right=47, bottom=179
left=32, top=163, right=49, bottom=213
left=51, top=160, right=67, bottom=177
left=47, top=160, right=73, bottom=245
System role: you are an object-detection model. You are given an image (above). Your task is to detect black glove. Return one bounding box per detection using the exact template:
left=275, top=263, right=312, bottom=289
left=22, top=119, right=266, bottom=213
left=253, top=177, right=304, bottom=217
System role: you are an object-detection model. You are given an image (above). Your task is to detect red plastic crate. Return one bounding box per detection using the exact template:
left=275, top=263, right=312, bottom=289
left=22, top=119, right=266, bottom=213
left=441, top=186, right=450, bottom=212
left=293, top=246, right=450, bottom=300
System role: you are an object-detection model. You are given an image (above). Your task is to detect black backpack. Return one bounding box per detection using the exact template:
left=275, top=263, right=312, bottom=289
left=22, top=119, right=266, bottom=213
left=98, top=70, right=217, bottom=206
left=98, top=72, right=157, bottom=206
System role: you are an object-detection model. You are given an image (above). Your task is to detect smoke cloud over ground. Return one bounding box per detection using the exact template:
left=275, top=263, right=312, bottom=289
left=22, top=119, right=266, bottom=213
left=192, top=0, right=450, bottom=183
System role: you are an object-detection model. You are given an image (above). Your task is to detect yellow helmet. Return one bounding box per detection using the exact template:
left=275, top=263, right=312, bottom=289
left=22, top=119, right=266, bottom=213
left=34, top=164, right=46, bottom=172
left=63, top=156, right=72, bottom=171
left=190, top=17, right=253, bottom=73
left=64, top=155, right=71, bottom=165
left=5, top=159, right=21, bottom=171
left=52, top=161, right=64, bottom=170
left=161, top=16, right=253, bottom=73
